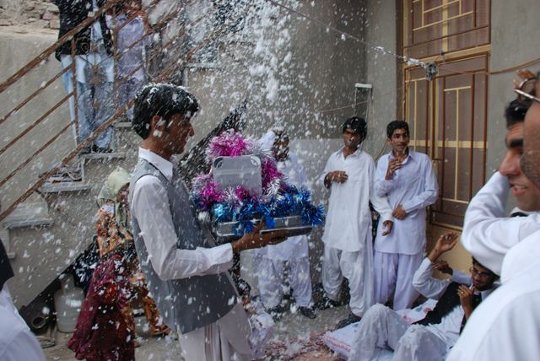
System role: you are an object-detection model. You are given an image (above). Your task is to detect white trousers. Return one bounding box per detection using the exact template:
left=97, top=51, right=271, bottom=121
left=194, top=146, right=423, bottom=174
left=178, top=303, right=253, bottom=361
left=257, top=256, right=313, bottom=308
left=322, top=246, right=373, bottom=317
left=374, top=251, right=423, bottom=310
left=348, top=304, right=448, bottom=361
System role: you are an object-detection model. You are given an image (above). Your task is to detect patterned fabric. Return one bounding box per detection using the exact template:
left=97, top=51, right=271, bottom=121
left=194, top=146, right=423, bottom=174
left=67, top=253, right=135, bottom=361
left=95, top=204, right=133, bottom=258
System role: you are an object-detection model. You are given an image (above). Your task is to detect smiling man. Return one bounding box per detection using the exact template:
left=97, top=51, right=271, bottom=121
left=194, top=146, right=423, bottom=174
left=447, top=76, right=540, bottom=361
left=459, top=99, right=540, bottom=276
left=373, top=120, right=438, bottom=311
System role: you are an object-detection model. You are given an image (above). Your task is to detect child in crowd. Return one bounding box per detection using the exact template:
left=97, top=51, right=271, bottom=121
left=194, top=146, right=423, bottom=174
left=95, top=167, right=170, bottom=337
left=67, top=245, right=136, bottom=361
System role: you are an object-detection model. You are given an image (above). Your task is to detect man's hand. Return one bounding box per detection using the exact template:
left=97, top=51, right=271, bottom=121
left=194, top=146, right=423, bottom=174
left=432, top=260, right=453, bottom=275
left=458, top=285, right=475, bottom=320
left=385, top=158, right=403, bottom=180
left=324, top=171, right=348, bottom=187
left=381, top=220, right=393, bottom=236
left=231, top=225, right=288, bottom=253
left=435, top=232, right=459, bottom=253
left=392, top=205, right=407, bottom=220
left=427, top=232, right=459, bottom=262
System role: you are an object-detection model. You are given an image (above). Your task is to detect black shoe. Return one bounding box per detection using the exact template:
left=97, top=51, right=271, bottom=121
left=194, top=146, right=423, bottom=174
left=315, top=296, right=341, bottom=310
left=298, top=306, right=317, bottom=319
left=335, top=313, right=362, bottom=329
left=267, top=305, right=286, bottom=321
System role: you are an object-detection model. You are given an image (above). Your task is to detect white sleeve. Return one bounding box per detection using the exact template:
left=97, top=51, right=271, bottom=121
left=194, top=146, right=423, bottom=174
left=131, top=175, right=233, bottom=281
left=368, top=157, right=393, bottom=222
left=461, top=171, right=540, bottom=275
left=320, top=154, right=334, bottom=184
left=412, top=258, right=451, bottom=299
left=374, top=155, right=394, bottom=197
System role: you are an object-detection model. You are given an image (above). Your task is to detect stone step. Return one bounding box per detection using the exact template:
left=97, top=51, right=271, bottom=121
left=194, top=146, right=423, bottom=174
left=1, top=202, right=53, bottom=230
left=79, top=152, right=127, bottom=161
left=39, top=182, right=92, bottom=194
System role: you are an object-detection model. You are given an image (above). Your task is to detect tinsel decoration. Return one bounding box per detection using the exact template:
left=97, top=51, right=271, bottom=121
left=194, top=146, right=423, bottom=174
left=191, top=130, right=325, bottom=237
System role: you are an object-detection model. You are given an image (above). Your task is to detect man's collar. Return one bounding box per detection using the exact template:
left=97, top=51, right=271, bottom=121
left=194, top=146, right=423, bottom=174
left=138, top=147, right=174, bottom=181
left=510, top=207, right=540, bottom=217
left=389, top=148, right=416, bottom=162
left=340, top=146, right=362, bottom=158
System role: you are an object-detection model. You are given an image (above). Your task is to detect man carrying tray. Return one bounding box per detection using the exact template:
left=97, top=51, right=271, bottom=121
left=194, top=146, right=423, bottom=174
left=129, top=83, right=287, bottom=361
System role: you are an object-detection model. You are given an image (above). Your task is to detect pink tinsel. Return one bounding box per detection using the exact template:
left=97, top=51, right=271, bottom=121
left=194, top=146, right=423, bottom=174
left=261, top=158, right=284, bottom=189
left=206, top=130, right=255, bottom=161
left=234, top=185, right=255, bottom=201
left=192, top=173, right=212, bottom=192
left=199, top=180, right=225, bottom=209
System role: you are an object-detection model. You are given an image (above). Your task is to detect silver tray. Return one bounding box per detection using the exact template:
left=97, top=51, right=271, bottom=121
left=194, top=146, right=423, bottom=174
left=212, top=216, right=312, bottom=243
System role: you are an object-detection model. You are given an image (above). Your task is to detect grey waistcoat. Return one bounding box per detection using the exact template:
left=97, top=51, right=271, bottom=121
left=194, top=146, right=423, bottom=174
left=129, top=159, right=237, bottom=334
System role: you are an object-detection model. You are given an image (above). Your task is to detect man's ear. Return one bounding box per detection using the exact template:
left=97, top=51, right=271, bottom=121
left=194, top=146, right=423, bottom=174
left=150, top=115, right=164, bottom=130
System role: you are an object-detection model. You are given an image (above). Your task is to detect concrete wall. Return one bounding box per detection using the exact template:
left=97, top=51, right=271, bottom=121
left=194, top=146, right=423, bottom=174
left=363, top=0, right=399, bottom=158
left=487, top=0, right=540, bottom=175
left=0, top=28, right=75, bottom=213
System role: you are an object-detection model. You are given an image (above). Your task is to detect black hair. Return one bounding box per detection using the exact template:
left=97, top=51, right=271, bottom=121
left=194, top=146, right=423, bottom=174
left=342, top=116, right=367, bottom=139
left=504, top=98, right=530, bottom=128
left=272, top=129, right=289, bottom=144
left=132, top=83, right=200, bottom=139
left=386, top=120, right=409, bottom=139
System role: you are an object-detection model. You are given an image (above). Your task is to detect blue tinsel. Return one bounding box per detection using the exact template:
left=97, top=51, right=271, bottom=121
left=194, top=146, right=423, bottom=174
left=208, top=186, right=325, bottom=236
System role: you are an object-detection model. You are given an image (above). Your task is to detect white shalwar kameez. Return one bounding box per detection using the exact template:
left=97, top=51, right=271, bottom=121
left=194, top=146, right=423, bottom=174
left=447, top=230, right=540, bottom=361
left=348, top=258, right=489, bottom=361
left=374, top=151, right=438, bottom=310
left=460, top=171, right=540, bottom=275
left=321, top=147, right=392, bottom=317
left=256, top=153, right=313, bottom=308
left=131, top=148, right=252, bottom=361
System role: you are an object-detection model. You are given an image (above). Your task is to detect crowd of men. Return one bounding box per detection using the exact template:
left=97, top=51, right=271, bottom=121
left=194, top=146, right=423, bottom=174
left=3, top=78, right=540, bottom=360
left=1, top=0, right=540, bottom=359
left=123, top=80, right=540, bottom=360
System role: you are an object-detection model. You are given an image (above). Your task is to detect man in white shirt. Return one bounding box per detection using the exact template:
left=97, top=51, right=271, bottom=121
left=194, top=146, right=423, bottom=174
left=321, top=116, right=394, bottom=328
left=447, top=79, right=540, bottom=361
left=0, top=240, right=46, bottom=361
left=348, top=233, right=498, bottom=361
left=459, top=99, right=540, bottom=275
left=256, top=128, right=316, bottom=319
left=373, top=120, right=438, bottom=310
left=129, top=83, right=286, bottom=361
